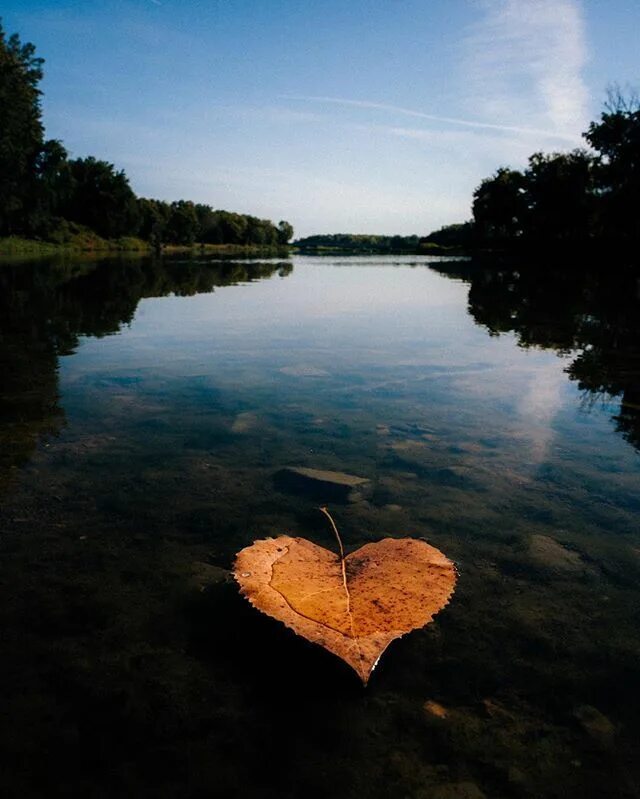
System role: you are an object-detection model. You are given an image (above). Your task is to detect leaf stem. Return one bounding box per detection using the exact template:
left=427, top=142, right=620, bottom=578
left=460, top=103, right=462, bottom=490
left=319, top=506, right=355, bottom=641
left=319, top=506, right=345, bottom=562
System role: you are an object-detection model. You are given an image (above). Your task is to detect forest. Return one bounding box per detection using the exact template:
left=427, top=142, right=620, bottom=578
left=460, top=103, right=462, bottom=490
left=468, top=90, right=640, bottom=252
left=0, top=22, right=293, bottom=249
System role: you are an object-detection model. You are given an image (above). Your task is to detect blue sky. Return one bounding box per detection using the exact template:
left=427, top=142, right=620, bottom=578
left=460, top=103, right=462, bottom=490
left=3, top=0, right=639, bottom=236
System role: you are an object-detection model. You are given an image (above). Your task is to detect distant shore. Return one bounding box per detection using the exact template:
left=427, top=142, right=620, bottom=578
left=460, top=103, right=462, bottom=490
left=292, top=243, right=469, bottom=257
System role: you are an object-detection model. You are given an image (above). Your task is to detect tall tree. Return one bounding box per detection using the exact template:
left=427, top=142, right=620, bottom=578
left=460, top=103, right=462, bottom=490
left=138, top=198, right=171, bottom=247
left=0, top=21, right=45, bottom=234
left=472, top=168, right=527, bottom=243
left=524, top=150, right=596, bottom=242
left=28, top=139, right=70, bottom=234
left=165, top=200, right=198, bottom=245
left=61, top=157, right=140, bottom=238
left=277, top=220, right=294, bottom=245
left=584, top=89, right=640, bottom=242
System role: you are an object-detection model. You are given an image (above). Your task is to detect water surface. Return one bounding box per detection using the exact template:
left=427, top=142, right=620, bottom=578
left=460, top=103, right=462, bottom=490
left=1, top=254, right=639, bottom=798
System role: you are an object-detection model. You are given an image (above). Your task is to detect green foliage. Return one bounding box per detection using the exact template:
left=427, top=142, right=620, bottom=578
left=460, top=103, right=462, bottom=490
left=277, top=220, right=294, bottom=245
left=0, top=224, right=151, bottom=257
left=138, top=198, right=171, bottom=248
left=137, top=200, right=289, bottom=247
left=421, top=222, right=475, bottom=249
left=60, top=157, right=141, bottom=238
left=165, top=200, right=199, bottom=245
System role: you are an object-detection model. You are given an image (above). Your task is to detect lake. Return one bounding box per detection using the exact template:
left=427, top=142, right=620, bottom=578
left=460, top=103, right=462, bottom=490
left=1, top=253, right=639, bottom=798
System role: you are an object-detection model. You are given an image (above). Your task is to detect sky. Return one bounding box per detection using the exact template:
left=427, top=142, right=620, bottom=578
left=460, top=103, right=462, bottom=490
left=3, top=0, right=639, bottom=236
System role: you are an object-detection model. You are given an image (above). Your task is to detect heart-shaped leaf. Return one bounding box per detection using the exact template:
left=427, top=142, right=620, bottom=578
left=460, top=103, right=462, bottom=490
left=234, top=514, right=456, bottom=684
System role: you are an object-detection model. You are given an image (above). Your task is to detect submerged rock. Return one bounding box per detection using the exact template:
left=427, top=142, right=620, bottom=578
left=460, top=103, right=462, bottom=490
left=431, top=782, right=486, bottom=799
left=529, top=534, right=592, bottom=574
left=574, top=705, right=615, bottom=749
left=274, top=466, right=371, bottom=503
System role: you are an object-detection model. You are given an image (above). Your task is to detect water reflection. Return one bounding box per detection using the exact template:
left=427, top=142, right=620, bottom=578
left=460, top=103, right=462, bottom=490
left=431, top=258, right=640, bottom=451
left=0, top=256, right=292, bottom=490
left=1, top=254, right=639, bottom=799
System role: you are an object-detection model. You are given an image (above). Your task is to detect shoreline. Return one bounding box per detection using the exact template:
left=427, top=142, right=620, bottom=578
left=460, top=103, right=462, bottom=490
left=0, top=235, right=291, bottom=260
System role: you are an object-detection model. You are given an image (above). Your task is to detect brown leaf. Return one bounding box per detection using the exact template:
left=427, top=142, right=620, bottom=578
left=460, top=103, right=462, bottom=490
left=234, top=528, right=456, bottom=685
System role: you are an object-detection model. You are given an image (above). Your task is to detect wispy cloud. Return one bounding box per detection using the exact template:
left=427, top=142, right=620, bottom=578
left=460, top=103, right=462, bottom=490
left=283, top=94, right=581, bottom=144
left=463, top=0, right=589, bottom=137
left=282, top=0, right=589, bottom=168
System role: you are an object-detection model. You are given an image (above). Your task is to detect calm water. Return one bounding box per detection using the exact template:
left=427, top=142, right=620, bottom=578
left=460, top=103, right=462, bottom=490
left=1, top=254, right=639, bottom=798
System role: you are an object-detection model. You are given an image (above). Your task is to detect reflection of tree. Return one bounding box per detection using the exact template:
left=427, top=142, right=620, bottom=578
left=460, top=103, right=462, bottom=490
left=0, top=256, right=292, bottom=489
left=432, top=258, right=640, bottom=451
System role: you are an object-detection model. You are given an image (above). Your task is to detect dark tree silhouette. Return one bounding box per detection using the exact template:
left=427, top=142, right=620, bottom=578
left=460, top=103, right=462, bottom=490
left=61, top=157, right=140, bottom=238
left=471, top=90, right=640, bottom=254
left=472, top=168, right=527, bottom=243
left=0, top=21, right=44, bottom=233
left=585, top=90, right=640, bottom=243
left=524, top=150, right=596, bottom=242
left=277, top=220, right=294, bottom=245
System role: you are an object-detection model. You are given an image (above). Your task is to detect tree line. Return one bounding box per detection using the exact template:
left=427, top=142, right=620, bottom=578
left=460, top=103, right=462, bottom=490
left=470, top=89, right=640, bottom=250
left=294, top=233, right=421, bottom=253
left=0, top=22, right=293, bottom=247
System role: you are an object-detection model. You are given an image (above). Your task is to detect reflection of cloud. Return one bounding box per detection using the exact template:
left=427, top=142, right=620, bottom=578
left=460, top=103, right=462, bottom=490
left=518, top=363, right=566, bottom=464
left=463, top=0, right=589, bottom=138
left=450, top=357, right=568, bottom=467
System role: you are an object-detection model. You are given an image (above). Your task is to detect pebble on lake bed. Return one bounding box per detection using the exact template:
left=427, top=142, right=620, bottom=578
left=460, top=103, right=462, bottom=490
left=430, top=782, right=487, bottom=799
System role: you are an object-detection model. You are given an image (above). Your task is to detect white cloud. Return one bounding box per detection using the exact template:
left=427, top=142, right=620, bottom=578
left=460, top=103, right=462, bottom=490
left=463, top=0, right=589, bottom=138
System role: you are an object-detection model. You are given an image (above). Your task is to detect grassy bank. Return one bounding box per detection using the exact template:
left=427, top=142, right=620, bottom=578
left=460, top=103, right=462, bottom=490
left=163, top=243, right=291, bottom=257
left=0, top=234, right=291, bottom=260
left=0, top=232, right=150, bottom=257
